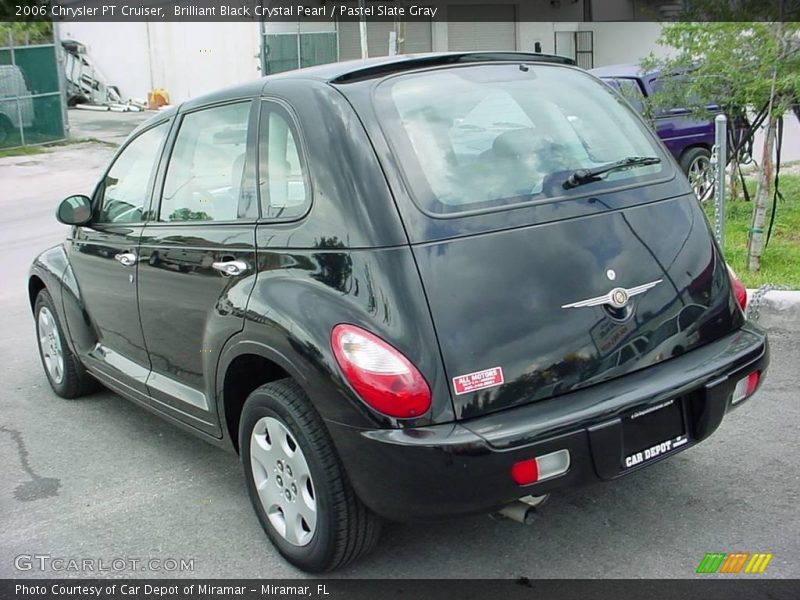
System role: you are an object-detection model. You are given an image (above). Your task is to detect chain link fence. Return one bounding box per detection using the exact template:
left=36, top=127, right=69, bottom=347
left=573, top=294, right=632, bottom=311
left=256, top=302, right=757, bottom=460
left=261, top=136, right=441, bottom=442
left=0, top=24, right=66, bottom=149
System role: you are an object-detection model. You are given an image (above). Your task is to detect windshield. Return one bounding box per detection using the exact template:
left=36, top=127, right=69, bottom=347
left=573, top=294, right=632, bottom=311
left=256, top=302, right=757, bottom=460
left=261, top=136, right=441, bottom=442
left=374, top=64, right=667, bottom=214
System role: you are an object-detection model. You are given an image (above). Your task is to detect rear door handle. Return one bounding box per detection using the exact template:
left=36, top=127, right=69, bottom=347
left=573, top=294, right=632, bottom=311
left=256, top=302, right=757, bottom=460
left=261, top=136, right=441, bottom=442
left=211, top=259, right=249, bottom=277
left=114, top=252, right=137, bottom=267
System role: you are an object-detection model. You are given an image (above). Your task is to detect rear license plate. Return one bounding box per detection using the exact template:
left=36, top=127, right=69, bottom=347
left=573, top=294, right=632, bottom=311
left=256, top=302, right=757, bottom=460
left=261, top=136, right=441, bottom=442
left=622, top=398, right=689, bottom=470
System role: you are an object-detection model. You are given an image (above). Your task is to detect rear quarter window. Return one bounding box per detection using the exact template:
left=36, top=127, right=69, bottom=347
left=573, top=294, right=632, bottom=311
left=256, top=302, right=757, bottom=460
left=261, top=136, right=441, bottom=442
left=257, top=100, right=311, bottom=221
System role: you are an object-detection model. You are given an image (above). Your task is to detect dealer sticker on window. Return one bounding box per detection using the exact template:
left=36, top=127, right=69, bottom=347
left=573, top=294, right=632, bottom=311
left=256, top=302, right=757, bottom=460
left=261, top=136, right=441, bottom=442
left=452, top=367, right=504, bottom=395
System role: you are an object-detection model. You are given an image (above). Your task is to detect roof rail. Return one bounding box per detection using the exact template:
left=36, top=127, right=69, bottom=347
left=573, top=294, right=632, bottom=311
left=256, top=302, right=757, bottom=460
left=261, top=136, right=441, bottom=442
left=329, top=52, right=577, bottom=84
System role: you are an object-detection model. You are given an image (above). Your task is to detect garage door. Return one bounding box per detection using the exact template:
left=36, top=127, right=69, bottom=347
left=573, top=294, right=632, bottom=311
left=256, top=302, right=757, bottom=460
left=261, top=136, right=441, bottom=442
left=338, top=21, right=433, bottom=60
left=447, top=5, right=517, bottom=51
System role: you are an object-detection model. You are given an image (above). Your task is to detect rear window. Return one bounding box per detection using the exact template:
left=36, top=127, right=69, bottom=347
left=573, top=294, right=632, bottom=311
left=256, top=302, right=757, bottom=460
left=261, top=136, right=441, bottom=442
left=374, top=64, right=667, bottom=215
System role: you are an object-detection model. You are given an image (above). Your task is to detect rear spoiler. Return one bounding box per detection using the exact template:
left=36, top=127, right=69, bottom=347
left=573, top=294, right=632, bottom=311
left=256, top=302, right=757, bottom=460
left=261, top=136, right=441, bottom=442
left=330, top=52, right=577, bottom=84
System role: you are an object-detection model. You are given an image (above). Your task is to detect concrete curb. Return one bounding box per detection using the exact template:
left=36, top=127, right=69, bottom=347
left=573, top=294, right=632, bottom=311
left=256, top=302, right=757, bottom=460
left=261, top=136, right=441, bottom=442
left=747, top=289, right=800, bottom=331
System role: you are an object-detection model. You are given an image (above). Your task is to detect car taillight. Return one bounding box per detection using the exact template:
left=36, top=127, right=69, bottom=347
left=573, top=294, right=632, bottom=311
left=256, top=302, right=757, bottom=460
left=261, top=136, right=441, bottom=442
left=726, top=264, right=747, bottom=312
left=331, top=324, right=431, bottom=419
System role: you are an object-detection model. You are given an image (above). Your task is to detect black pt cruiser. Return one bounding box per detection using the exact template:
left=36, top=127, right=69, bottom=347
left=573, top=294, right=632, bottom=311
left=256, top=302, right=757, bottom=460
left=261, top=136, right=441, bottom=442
left=29, top=53, right=768, bottom=572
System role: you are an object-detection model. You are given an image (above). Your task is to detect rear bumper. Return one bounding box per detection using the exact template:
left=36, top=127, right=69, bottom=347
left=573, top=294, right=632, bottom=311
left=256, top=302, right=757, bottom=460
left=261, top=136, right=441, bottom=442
left=328, top=324, right=768, bottom=521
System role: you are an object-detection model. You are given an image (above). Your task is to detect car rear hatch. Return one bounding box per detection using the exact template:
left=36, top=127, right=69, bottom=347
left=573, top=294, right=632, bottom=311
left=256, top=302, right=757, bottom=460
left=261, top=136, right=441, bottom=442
left=354, top=59, right=745, bottom=420
left=412, top=193, right=743, bottom=419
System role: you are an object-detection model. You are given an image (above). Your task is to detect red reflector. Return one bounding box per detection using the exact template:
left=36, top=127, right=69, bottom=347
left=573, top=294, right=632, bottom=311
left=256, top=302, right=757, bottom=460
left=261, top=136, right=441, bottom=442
left=511, top=459, right=539, bottom=485
left=732, top=370, right=761, bottom=405
left=746, top=371, right=760, bottom=395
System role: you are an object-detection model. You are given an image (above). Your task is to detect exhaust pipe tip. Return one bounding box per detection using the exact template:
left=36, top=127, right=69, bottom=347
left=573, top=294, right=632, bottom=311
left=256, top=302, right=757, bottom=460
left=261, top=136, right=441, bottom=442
left=494, top=495, right=549, bottom=525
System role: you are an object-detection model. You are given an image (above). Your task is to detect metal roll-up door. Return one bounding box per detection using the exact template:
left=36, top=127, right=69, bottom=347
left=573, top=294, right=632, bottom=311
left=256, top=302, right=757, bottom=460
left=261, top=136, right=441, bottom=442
left=446, top=5, right=517, bottom=51
left=338, top=20, right=433, bottom=61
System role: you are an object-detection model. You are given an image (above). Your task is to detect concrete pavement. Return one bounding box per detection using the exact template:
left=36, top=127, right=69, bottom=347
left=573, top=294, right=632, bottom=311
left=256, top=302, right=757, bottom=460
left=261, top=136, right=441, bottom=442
left=67, top=107, right=153, bottom=146
left=748, top=289, right=800, bottom=331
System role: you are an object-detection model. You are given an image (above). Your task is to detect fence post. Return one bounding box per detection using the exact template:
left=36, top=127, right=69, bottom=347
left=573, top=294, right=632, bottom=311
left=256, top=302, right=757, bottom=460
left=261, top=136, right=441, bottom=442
left=8, top=30, right=27, bottom=147
left=714, top=114, right=728, bottom=250
left=53, top=22, right=70, bottom=140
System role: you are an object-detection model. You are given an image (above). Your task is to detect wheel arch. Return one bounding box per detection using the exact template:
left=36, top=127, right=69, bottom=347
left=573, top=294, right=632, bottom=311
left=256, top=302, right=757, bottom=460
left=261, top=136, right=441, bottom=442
left=217, top=341, right=313, bottom=454
left=28, top=274, right=46, bottom=312
left=679, top=142, right=712, bottom=157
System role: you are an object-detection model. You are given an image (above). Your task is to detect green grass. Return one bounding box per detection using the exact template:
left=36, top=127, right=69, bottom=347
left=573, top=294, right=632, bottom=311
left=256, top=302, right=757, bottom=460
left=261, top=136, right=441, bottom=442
left=0, top=145, right=46, bottom=159
left=0, top=137, right=117, bottom=159
left=704, top=175, right=800, bottom=289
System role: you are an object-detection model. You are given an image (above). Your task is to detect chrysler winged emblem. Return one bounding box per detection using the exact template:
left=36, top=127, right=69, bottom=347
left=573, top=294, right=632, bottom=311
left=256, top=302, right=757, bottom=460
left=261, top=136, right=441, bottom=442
left=561, top=279, right=663, bottom=309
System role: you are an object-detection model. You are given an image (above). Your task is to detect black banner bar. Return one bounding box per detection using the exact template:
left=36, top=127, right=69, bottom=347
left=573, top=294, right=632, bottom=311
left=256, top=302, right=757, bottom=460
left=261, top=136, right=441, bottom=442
left=3, top=0, right=800, bottom=22
left=2, top=579, right=800, bottom=600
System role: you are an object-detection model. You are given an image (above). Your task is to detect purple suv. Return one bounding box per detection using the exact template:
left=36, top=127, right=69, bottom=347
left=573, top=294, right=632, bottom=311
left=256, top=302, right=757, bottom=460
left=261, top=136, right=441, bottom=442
left=590, top=64, right=716, bottom=200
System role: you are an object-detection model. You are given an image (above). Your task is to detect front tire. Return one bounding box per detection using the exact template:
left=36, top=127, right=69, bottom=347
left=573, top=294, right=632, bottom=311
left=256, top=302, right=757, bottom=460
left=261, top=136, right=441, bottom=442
left=240, top=379, right=382, bottom=572
left=34, top=289, right=97, bottom=398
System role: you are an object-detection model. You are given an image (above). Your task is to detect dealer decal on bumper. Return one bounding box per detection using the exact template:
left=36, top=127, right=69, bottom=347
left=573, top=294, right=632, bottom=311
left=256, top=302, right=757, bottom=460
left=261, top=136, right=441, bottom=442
left=624, top=434, right=689, bottom=468
left=453, top=367, right=504, bottom=395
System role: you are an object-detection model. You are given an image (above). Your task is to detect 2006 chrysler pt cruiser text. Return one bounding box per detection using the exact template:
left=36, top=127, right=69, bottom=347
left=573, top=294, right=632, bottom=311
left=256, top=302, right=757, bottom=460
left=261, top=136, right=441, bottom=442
left=28, top=52, right=768, bottom=572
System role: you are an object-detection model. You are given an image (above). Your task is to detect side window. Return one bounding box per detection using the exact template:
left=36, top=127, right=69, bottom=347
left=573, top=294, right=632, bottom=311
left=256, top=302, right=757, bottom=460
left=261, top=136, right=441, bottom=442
left=95, top=122, right=168, bottom=224
left=160, top=102, right=252, bottom=222
left=258, top=102, right=310, bottom=220
left=615, top=79, right=646, bottom=114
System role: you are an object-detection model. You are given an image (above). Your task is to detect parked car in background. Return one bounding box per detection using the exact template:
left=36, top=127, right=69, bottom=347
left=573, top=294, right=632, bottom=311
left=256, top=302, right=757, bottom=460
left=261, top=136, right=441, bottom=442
left=590, top=64, right=719, bottom=200
left=30, top=53, right=767, bottom=573
left=0, top=65, right=34, bottom=145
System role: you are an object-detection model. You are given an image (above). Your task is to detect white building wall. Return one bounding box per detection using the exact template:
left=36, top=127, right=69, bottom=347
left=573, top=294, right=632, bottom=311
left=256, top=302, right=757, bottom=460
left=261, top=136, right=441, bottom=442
left=145, top=23, right=261, bottom=101
left=60, top=22, right=262, bottom=103
left=580, top=21, right=670, bottom=66
left=62, top=15, right=669, bottom=105
left=60, top=22, right=151, bottom=101
left=265, top=21, right=337, bottom=34
left=433, top=0, right=584, bottom=52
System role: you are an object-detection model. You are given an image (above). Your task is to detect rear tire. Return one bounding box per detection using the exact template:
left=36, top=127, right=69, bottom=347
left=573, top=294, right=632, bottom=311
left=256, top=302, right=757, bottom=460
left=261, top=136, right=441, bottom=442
left=240, top=379, right=382, bottom=572
left=680, top=147, right=713, bottom=201
left=34, top=289, right=97, bottom=398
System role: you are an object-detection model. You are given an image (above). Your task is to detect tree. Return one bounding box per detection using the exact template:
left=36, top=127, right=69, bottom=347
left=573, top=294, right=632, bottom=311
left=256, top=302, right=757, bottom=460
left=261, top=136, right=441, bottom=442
left=642, top=7, right=800, bottom=272
left=0, top=22, right=52, bottom=46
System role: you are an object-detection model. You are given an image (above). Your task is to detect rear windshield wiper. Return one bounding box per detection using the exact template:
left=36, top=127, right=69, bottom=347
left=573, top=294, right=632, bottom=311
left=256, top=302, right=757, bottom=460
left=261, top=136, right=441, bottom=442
left=562, top=156, right=662, bottom=190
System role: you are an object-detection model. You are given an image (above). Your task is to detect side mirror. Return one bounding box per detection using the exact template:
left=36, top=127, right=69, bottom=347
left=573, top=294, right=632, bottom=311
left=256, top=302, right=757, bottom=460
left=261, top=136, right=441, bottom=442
left=56, top=195, right=92, bottom=225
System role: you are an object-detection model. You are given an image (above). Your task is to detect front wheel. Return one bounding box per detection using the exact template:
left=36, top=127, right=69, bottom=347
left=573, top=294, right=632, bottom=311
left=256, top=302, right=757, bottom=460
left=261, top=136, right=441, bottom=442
left=240, top=379, right=382, bottom=572
left=34, top=289, right=97, bottom=398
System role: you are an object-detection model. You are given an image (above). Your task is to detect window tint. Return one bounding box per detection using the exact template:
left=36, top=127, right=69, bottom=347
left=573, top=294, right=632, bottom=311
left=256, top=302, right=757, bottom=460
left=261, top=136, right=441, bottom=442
left=375, top=65, right=665, bottom=214
left=160, top=102, right=252, bottom=222
left=95, top=122, right=167, bottom=224
left=258, top=102, right=309, bottom=219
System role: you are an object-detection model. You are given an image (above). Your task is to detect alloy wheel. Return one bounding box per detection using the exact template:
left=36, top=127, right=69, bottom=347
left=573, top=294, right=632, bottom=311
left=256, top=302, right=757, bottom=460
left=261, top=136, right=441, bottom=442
left=688, top=154, right=713, bottom=201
